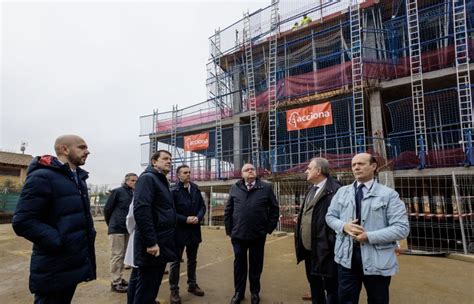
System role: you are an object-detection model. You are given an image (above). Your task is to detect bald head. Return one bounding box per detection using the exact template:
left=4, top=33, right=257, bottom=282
left=54, top=135, right=90, bottom=169
left=351, top=153, right=377, bottom=183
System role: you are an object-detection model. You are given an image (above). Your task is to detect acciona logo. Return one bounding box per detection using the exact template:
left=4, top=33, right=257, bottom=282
left=188, top=138, right=208, bottom=146
left=287, top=110, right=331, bottom=129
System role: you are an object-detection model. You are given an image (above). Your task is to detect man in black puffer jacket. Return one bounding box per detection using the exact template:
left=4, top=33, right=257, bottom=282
left=225, top=163, right=280, bottom=304
left=132, top=150, right=178, bottom=304
left=12, top=135, right=96, bottom=304
left=104, top=172, right=137, bottom=293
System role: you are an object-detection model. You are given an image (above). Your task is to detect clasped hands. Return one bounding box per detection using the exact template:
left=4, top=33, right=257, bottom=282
left=146, top=244, right=160, bottom=257
left=186, top=216, right=199, bottom=224
left=343, top=219, right=368, bottom=243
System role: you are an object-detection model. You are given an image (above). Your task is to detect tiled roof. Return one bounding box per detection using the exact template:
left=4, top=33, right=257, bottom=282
left=0, top=151, right=33, bottom=167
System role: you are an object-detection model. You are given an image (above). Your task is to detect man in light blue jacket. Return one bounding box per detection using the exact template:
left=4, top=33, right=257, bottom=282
left=326, top=153, right=409, bottom=304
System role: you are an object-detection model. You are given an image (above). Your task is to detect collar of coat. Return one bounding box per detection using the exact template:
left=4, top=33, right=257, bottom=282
left=308, top=175, right=339, bottom=197
left=143, top=165, right=169, bottom=186
left=237, top=177, right=264, bottom=190
left=174, top=181, right=198, bottom=191
left=29, top=155, right=89, bottom=180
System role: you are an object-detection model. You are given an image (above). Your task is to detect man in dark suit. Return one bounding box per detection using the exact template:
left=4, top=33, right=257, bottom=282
left=168, top=165, right=206, bottom=304
left=132, top=150, right=178, bottom=304
left=295, top=157, right=340, bottom=304
left=224, top=163, right=280, bottom=304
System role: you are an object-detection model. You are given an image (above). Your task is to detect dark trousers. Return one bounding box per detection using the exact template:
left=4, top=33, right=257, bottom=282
left=304, top=250, right=338, bottom=304
left=231, top=236, right=266, bottom=296
left=338, top=247, right=391, bottom=304
left=34, top=285, right=77, bottom=304
left=133, top=263, right=167, bottom=304
left=169, top=243, right=199, bottom=291
left=127, top=267, right=139, bottom=304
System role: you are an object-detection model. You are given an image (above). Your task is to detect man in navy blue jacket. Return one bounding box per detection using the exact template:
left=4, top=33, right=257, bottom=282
left=225, top=163, right=280, bottom=304
left=132, top=150, right=178, bottom=304
left=12, top=135, right=96, bottom=304
left=104, top=172, right=137, bottom=293
left=168, top=165, right=206, bottom=304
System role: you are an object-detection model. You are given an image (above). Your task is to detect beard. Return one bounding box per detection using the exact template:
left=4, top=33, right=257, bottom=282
left=69, top=154, right=86, bottom=167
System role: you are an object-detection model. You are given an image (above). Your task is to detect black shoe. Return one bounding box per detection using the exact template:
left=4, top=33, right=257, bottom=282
left=251, top=293, right=260, bottom=304
left=230, top=292, right=243, bottom=304
left=188, top=284, right=205, bottom=296
left=111, top=283, right=128, bottom=293
left=170, top=290, right=181, bottom=304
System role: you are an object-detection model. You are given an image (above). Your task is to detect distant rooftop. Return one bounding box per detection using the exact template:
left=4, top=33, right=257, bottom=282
left=0, top=151, right=33, bottom=167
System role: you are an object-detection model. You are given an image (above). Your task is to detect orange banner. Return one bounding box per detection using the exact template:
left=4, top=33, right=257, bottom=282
left=184, top=132, right=209, bottom=151
left=286, top=102, right=333, bottom=131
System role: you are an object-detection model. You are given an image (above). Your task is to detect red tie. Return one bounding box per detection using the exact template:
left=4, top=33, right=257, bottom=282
left=247, top=183, right=253, bottom=191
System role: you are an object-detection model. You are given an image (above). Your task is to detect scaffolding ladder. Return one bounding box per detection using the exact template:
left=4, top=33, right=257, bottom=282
left=244, top=12, right=260, bottom=167
left=350, top=0, right=365, bottom=152
left=268, top=0, right=279, bottom=172
left=151, top=109, right=159, bottom=156
left=406, top=0, right=428, bottom=167
left=213, top=29, right=224, bottom=178
left=170, top=104, right=179, bottom=180
left=452, top=0, right=473, bottom=165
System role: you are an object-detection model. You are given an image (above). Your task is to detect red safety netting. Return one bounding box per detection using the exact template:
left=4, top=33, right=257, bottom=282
left=391, top=148, right=466, bottom=169
left=155, top=108, right=232, bottom=132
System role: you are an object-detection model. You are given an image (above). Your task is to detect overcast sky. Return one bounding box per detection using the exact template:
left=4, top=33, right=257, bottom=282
left=0, top=0, right=266, bottom=186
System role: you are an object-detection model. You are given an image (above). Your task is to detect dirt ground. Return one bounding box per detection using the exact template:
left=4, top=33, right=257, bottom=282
left=0, top=220, right=473, bottom=304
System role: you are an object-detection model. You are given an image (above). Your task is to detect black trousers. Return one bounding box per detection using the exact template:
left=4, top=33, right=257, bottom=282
left=132, top=262, right=167, bottom=304
left=231, top=236, right=266, bottom=296
left=127, top=267, right=139, bottom=304
left=169, top=243, right=199, bottom=291
left=34, top=285, right=77, bottom=304
left=338, top=246, right=391, bottom=304
left=303, top=250, right=338, bottom=304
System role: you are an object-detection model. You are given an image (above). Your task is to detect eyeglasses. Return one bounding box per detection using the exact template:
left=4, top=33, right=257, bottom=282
left=242, top=167, right=255, bottom=172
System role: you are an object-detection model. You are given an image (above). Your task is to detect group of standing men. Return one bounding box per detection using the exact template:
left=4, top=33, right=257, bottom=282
left=12, top=134, right=409, bottom=304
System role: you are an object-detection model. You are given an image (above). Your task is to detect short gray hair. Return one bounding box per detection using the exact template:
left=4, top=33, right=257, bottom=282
left=310, top=157, right=330, bottom=177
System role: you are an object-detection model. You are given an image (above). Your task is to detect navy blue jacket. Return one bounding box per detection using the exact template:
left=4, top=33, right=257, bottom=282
left=171, top=181, right=206, bottom=247
left=104, top=185, right=133, bottom=234
left=224, top=178, right=280, bottom=240
left=12, top=155, right=96, bottom=294
left=133, top=166, right=178, bottom=267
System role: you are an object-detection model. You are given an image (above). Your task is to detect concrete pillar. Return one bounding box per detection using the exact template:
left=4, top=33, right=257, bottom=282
left=232, top=71, right=242, bottom=113
left=233, top=120, right=242, bottom=171
left=369, top=90, right=387, bottom=160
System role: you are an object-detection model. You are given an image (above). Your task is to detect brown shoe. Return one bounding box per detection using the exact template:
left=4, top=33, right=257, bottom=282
left=188, top=284, right=205, bottom=296
left=170, top=290, right=181, bottom=304
left=302, top=292, right=312, bottom=301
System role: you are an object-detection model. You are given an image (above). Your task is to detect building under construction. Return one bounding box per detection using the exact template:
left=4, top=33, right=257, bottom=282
left=139, top=0, right=474, bottom=254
